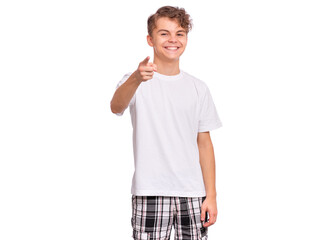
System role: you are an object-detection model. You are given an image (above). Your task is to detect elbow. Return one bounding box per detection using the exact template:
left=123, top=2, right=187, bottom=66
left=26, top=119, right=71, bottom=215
left=110, top=100, right=124, bottom=114
left=110, top=100, right=115, bottom=113
left=111, top=108, right=119, bottom=114
left=110, top=100, right=117, bottom=113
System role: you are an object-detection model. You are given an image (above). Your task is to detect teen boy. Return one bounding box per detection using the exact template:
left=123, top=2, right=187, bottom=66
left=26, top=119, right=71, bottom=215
left=110, top=6, right=222, bottom=240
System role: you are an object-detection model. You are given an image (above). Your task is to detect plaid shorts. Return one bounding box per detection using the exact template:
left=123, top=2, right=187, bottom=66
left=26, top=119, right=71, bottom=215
left=131, top=195, right=208, bottom=240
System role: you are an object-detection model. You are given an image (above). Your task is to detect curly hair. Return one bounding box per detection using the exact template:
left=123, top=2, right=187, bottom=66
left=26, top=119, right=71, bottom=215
left=147, top=6, right=193, bottom=37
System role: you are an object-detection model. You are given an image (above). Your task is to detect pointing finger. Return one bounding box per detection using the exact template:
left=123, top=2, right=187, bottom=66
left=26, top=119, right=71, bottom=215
left=141, top=56, right=150, bottom=65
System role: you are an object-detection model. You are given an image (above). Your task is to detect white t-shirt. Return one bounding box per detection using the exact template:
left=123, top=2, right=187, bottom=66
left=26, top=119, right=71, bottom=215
left=114, top=70, right=222, bottom=197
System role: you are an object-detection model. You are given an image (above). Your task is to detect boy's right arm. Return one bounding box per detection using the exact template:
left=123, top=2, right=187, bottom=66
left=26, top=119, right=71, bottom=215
left=110, top=56, right=157, bottom=114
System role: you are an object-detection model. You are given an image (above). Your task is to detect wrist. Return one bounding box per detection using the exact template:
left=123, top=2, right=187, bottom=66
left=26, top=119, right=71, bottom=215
left=130, top=71, right=142, bottom=85
left=206, top=192, right=217, bottom=199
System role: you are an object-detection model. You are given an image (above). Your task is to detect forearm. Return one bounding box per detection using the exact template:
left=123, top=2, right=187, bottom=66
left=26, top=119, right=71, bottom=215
left=199, top=144, right=217, bottom=199
left=110, top=71, right=142, bottom=113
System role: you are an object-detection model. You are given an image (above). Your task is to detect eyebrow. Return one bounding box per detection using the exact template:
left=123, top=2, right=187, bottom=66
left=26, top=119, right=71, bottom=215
left=157, top=29, right=186, bottom=33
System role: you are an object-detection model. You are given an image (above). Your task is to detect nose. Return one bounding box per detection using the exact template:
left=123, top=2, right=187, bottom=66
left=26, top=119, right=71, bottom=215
left=168, top=36, right=177, bottom=43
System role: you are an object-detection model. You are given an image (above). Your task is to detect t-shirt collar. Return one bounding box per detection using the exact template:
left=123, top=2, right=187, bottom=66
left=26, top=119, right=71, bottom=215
left=153, top=70, right=183, bottom=81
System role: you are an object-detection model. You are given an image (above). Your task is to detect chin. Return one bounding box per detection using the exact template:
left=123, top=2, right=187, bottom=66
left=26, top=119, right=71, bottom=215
left=165, top=57, right=180, bottom=62
left=165, top=54, right=182, bottom=60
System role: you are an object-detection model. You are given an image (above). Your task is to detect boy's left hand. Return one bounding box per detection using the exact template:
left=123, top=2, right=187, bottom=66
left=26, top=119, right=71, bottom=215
left=201, top=196, right=218, bottom=227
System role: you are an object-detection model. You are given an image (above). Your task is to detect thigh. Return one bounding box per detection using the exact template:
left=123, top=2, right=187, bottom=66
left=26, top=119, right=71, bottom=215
left=174, top=196, right=208, bottom=240
left=131, top=195, right=174, bottom=240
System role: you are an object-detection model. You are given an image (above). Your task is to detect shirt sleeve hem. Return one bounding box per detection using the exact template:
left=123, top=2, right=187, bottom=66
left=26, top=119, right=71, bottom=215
left=198, top=121, right=223, bottom=132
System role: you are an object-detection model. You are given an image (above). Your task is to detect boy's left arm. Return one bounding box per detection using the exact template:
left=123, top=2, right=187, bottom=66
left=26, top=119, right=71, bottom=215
left=197, top=131, right=218, bottom=227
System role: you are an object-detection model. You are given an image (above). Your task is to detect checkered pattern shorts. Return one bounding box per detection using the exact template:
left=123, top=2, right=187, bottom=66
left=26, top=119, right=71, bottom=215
left=131, top=195, right=208, bottom=240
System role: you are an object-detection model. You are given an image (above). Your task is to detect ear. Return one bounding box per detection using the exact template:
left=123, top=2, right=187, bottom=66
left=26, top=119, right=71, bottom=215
left=147, top=34, right=154, bottom=47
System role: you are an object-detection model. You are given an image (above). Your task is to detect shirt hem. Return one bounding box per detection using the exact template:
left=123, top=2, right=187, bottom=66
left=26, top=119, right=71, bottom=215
left=131, top=189, right=206, bottom=197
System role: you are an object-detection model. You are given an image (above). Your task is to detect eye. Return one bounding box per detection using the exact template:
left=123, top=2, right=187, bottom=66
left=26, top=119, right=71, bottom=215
left=161, top=33, right=167, bottom=36
left=177, top=34, right=184, bottom=36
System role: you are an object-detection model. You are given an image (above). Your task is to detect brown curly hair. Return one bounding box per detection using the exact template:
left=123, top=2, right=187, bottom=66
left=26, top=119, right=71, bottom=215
left=147, top=6, right=193, bottom=37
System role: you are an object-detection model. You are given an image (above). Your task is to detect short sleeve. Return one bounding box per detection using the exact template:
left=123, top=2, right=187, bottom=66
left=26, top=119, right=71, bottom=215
left=113, top=72, right=135, bottom=116
left=198, top=85, right=222, bottom=132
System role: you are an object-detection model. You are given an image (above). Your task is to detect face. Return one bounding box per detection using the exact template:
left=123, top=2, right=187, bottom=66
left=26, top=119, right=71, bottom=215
left=147, top=17, right=188, bottom=62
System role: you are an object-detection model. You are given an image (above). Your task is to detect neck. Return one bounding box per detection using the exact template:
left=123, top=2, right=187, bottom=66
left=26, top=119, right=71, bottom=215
left=153, top=57, right=180, bottom=76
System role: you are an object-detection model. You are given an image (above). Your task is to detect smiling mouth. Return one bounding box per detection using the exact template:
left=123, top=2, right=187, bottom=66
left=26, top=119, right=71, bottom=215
left=164, top=46, right=180, bottom=51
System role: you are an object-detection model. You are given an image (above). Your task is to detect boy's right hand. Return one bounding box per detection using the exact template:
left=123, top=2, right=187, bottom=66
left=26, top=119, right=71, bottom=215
left=135, top=56, right=157, bottom=83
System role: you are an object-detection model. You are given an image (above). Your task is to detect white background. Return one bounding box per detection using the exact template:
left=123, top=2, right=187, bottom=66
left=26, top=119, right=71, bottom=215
left=0, top=0, right=335, bottom=239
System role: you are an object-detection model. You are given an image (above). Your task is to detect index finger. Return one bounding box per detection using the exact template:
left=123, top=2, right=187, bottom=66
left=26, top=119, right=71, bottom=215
left=141, top=56, right=150, bottom=65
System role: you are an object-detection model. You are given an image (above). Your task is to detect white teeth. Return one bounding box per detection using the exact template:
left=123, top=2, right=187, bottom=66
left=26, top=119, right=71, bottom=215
left=166, top=47, right=178, bottom=50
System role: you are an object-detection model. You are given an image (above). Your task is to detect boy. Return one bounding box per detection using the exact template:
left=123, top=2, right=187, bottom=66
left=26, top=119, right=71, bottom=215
left=110, top=6, right=222, bottom=240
